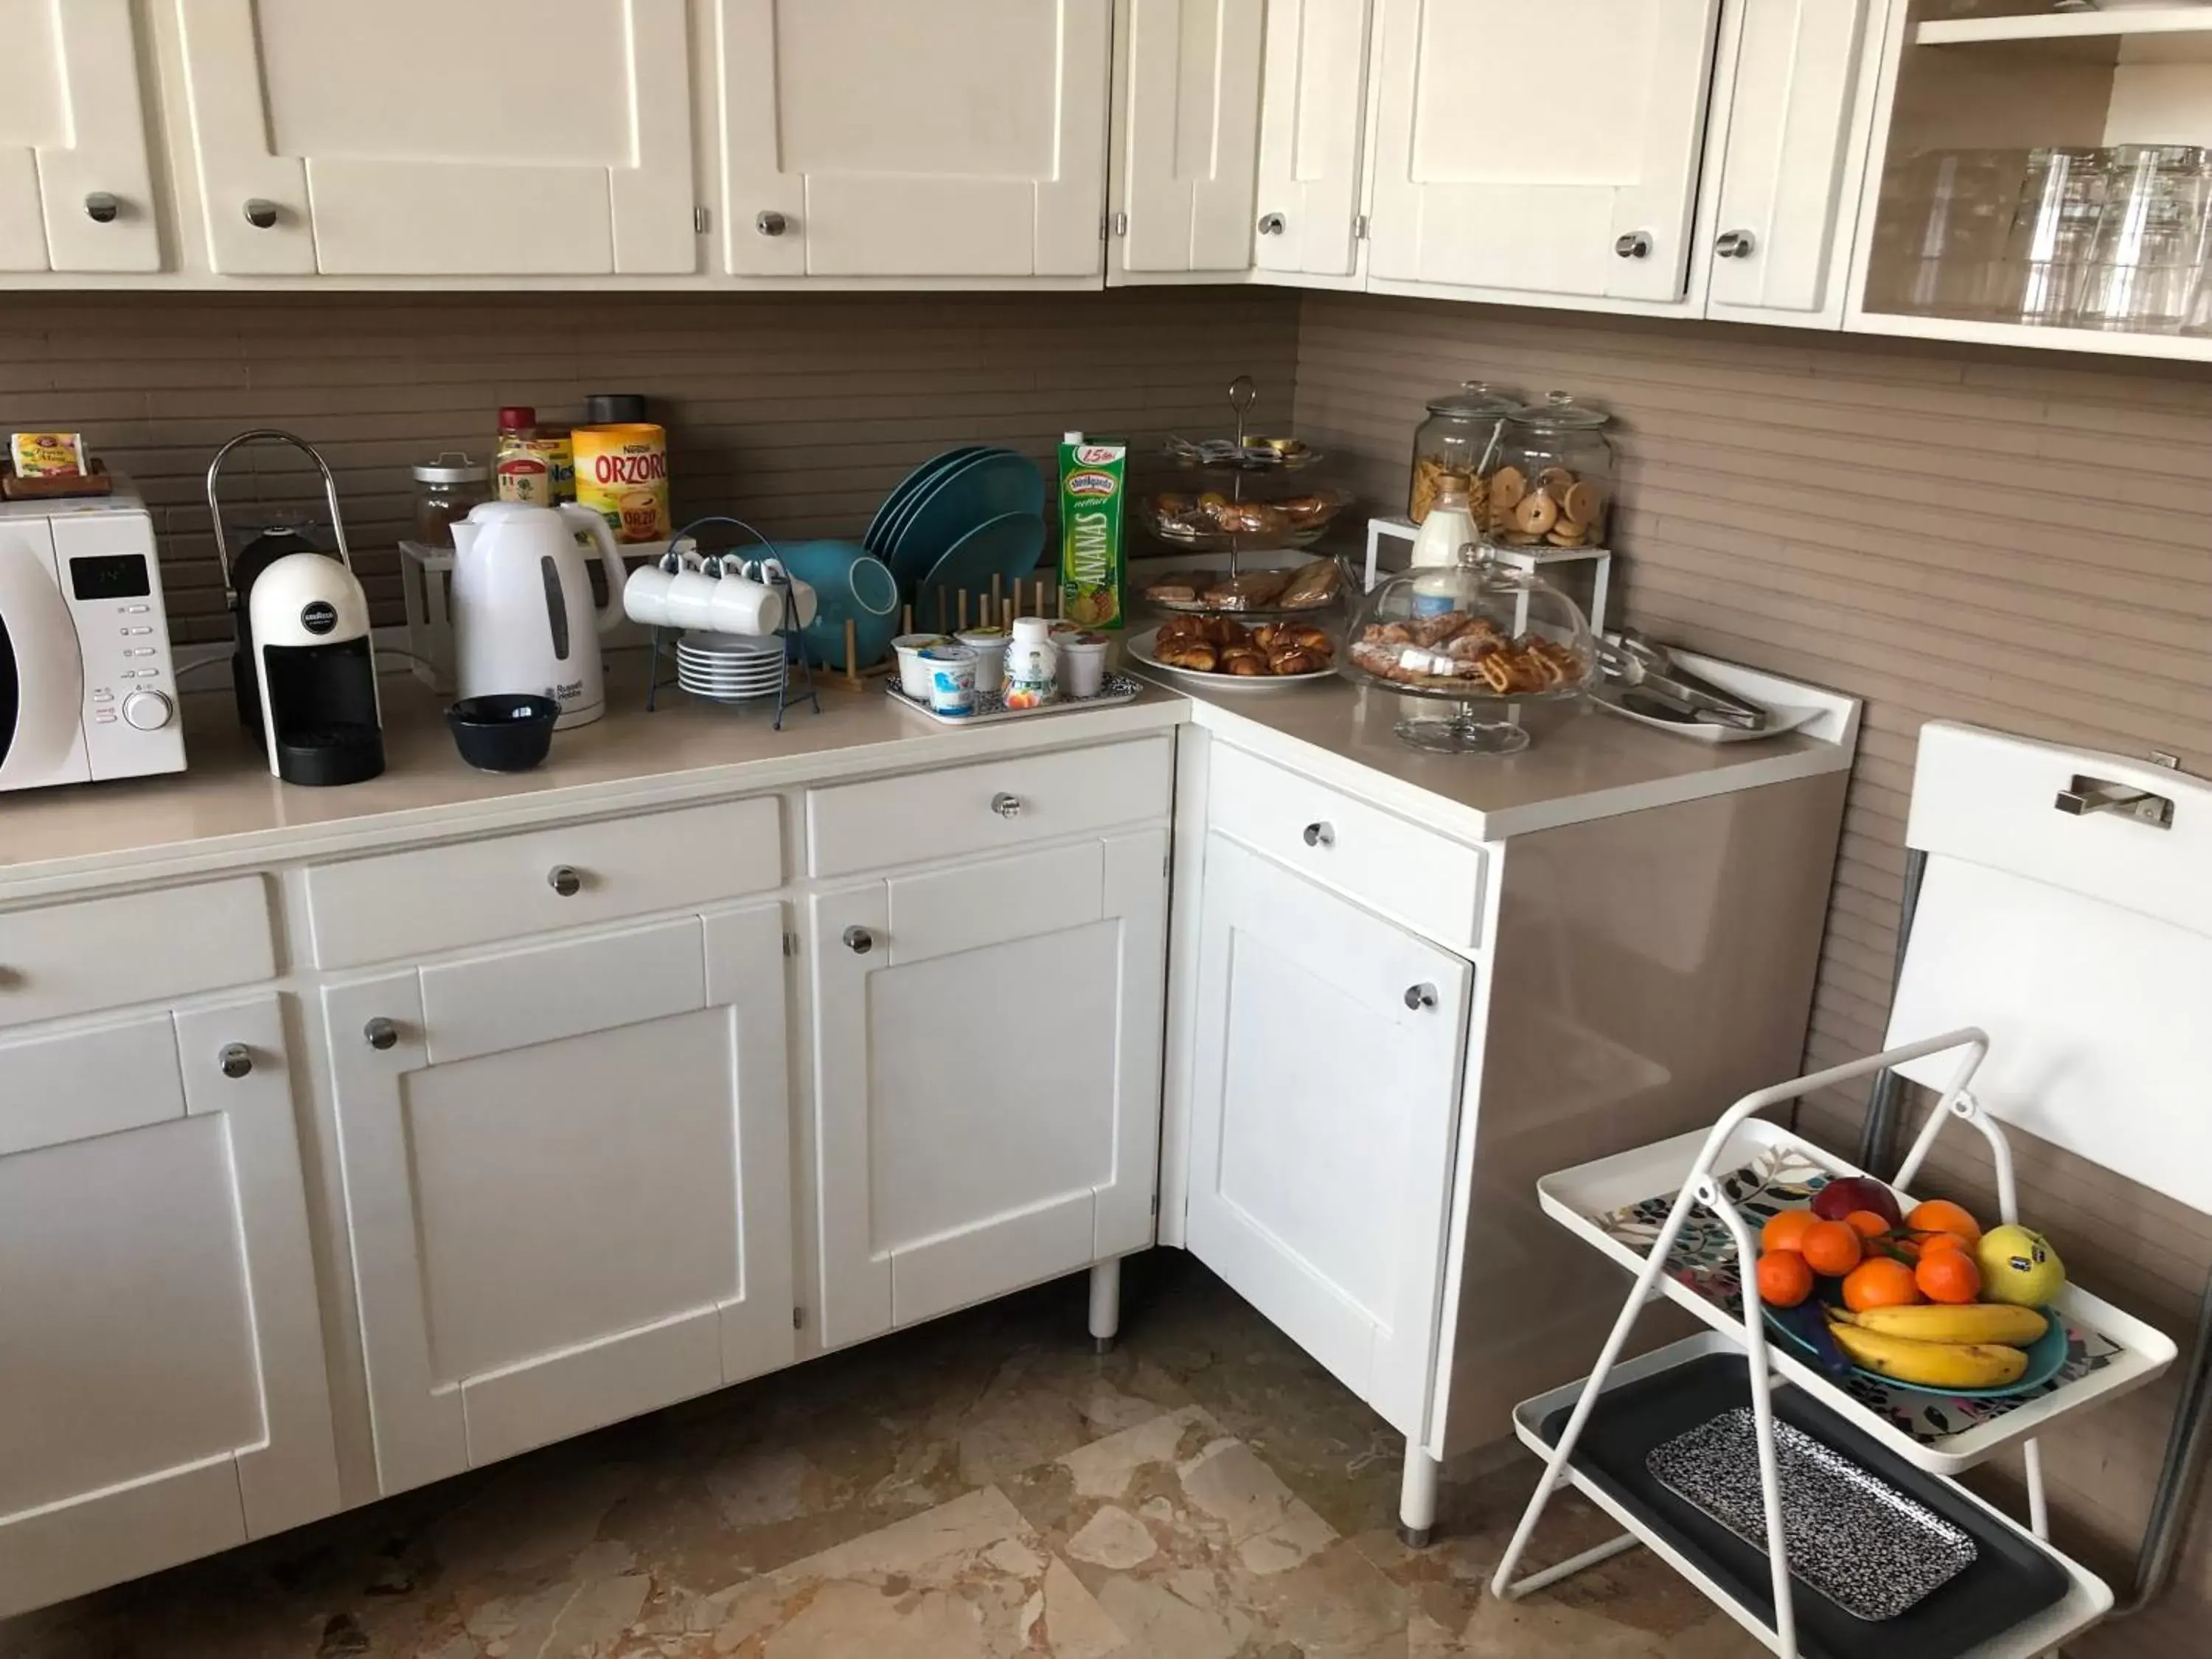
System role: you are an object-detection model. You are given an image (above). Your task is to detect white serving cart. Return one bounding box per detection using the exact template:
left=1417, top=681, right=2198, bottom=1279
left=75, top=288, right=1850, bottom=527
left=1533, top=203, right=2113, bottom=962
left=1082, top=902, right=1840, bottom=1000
left=1489, top=723, right=2208, bottom=1658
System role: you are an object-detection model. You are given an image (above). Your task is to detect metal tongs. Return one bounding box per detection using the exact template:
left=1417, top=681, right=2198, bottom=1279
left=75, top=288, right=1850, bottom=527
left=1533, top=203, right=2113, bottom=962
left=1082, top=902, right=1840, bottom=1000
left=1598, top=630, right=1767, bottom=731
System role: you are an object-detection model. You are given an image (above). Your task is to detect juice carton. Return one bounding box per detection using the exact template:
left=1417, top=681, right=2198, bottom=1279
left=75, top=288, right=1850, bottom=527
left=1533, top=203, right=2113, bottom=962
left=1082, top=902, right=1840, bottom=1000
left=1058, top=431, right=1126, bottom=628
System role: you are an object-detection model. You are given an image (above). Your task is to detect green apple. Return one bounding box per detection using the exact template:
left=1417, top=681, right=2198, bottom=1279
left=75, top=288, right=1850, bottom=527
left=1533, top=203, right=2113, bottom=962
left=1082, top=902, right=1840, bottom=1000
left=1976, top=1225, right=2066, bottom=1307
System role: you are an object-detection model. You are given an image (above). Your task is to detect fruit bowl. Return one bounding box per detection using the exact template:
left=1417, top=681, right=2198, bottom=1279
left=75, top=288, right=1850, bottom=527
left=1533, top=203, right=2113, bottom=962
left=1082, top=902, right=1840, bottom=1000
left=1761, top=1300, right=2070, bottom=1399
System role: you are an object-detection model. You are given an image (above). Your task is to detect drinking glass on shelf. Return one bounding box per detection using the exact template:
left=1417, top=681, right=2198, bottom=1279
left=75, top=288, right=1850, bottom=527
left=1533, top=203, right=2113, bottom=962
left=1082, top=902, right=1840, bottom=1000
left=1998, top=147, right=2108, bottom=327
left=2184, top=243, right=2212, bottom=338
left=1874, top=149, right=2026, bottom=319
left=2070, top=145, right=2212, bottom=334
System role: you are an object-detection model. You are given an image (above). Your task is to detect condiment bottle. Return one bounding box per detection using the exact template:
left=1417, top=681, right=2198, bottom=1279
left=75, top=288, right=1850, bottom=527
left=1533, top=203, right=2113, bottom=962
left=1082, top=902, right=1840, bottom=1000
left=1004, top=616, right=1058, bottom=709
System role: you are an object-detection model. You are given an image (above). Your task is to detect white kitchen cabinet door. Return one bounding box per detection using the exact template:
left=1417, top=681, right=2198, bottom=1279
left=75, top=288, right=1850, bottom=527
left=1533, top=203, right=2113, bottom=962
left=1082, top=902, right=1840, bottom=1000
left=0, top=997, right=338, bottom=1617
left=172, top=0, right=695, bottom=276
left=1111, top=0, right=1265, bottom=279
left=1253, top=0, right=1374, bottom=279
left=1368, top=0, right=1723, bottom=303
left=809, top=832, right=1168, bottom=1349
left=0, top=0, right=160, bottom=272
left=322, top=908, right=793, bottom=1498
left=1184, top=836, right=1470, bottom=1437
left=1700, top=0, right=1877, bottom=324
left=718, top=0, right=1111, bottom=279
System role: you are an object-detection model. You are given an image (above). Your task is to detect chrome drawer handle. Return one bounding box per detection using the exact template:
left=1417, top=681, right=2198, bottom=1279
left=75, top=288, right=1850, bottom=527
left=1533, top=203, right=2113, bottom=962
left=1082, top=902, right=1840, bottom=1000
left=548, top=865, right=582, bottom=897
left=364, top=1018, right=400, bottom=1051
left=84, top=192, right=120, bottom=224
left=992, top=793, right=1022, bottom=819
left=843, top=925, right=875, bottom=954
left=1715, top=228, right=1756, bottom=260
left=218, top=1043, right=254, bottom=1079
left=1405, top=984, right=1438, bottom=1011
left=243, top=198, right=280, bottom=229
left=1302, top=821, right=1334, bottom=848
left=757, top=209, right=789, bottom=237
left=1257, top=212, right=1286, bottom=235
left=1614, top=230, right=1652, bottom=259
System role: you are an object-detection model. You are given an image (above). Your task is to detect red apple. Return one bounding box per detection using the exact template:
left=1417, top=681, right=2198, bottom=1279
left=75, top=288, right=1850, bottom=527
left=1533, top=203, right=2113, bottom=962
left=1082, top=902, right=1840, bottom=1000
left=1811, top=1175, right=1901, bottom=1228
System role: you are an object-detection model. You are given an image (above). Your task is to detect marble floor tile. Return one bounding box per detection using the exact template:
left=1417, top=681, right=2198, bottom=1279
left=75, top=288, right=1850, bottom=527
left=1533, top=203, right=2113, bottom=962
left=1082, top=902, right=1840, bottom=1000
left=1, top=1256, right=1764, bottom=1659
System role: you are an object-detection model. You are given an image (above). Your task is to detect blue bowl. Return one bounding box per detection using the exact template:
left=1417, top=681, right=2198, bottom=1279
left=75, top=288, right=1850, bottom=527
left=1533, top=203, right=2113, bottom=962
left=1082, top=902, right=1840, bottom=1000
left=777, top=539, right=902, bottom=672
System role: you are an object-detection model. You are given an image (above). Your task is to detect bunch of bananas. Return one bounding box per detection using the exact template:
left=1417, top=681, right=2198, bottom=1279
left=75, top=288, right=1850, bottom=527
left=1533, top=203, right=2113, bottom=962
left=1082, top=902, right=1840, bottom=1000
left=1826, top=1303, right=2050, bottom=1390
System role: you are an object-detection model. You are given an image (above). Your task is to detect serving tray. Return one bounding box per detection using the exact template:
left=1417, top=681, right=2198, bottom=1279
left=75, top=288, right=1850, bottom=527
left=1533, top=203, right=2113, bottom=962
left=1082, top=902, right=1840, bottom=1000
left=884, top=669, right=1143, bottom=726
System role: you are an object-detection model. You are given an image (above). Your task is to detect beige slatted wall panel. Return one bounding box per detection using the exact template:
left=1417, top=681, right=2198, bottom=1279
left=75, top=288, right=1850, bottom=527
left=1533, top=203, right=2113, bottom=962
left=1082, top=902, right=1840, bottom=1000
left=0, top=290, right=1301, bottom=645
left=1294, top=292, right=2212, bottom=1652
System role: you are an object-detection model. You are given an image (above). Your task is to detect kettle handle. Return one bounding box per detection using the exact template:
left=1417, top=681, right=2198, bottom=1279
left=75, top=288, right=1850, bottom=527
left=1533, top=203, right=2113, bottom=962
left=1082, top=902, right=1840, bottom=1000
left=557, top=502, right=630, bottom=637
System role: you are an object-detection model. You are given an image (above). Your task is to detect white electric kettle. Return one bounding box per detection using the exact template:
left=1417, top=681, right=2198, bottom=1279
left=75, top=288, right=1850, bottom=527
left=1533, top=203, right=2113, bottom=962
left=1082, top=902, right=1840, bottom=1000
left=450, top=501, right=627, bottom=728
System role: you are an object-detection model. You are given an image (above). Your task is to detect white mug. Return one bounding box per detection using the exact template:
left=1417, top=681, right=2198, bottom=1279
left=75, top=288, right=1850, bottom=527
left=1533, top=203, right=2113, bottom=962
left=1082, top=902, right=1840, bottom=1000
left=622, top=563, right=676, bottom=627
left=664, top=560, right=722, bottom=630
left=706, top=572, right=784, bottom=636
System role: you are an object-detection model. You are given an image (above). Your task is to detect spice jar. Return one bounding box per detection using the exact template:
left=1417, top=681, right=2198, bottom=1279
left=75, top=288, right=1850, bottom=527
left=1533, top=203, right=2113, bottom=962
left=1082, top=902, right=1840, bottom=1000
left=1408, top=380, right=1517, bottom=525
left=410, top=451, right=490, bottom=548
left=1487, top=392, right=1615, bottom=550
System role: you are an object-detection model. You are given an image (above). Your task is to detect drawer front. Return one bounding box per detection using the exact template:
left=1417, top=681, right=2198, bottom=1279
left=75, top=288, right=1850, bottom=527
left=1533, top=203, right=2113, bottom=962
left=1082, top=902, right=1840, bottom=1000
left=806, top=737, right=1172, bottom=877
left=305, top=797, right=781, bottom=969
left=1206, top=744, right=1485, bottom=950
left=0, top=877, right=275, bottom=1029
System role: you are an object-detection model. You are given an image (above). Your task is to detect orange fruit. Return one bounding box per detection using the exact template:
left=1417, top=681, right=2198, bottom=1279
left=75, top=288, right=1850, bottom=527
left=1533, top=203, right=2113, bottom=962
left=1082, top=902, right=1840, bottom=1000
left=1906, top=1199, right=1982, bottom=1246
left=1799, top=1219, right=1865, bottom=1278
left=1914, top=1231, right=1972, bottom=1259
left=1756, top=1250, right=1815, bottom=1310
left=1843, top=1256, right=1922, bottom=1311
left=1761, top=1209, right=1818, bottom=1254
left=1844, top=1209, right=1891, bottom=1241
left=1916, top=1247, right=1983, bottom=1305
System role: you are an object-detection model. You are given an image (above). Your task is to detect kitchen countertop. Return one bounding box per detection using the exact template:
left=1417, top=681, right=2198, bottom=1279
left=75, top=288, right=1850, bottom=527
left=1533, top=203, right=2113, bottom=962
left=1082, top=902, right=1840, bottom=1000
left=1156, top=668, right=1858, bottom=845
left=1, top=646, right=1858, bottom=905
left=0, top=659, right=1186, bottom=902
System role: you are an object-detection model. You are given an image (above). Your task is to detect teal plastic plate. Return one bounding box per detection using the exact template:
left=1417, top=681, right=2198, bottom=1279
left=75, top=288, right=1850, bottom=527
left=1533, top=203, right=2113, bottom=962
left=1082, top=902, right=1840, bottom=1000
left=913, top=511, right=1046, bottom=631
left=886, top=450, right=1045, bottom=591
left=865, top=445, right=989, bottom=557
left=1762, top=1301, right=2069, bottom=1399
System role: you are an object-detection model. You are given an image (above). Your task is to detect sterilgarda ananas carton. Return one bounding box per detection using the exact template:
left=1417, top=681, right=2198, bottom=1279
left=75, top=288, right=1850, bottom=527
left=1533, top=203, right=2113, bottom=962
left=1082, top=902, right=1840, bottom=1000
left=1058, top=431, right=1126, bottom=628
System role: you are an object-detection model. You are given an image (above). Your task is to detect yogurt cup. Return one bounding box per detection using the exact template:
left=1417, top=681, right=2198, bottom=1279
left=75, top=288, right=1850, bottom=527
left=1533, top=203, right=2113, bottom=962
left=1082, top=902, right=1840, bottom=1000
left=1057, top=630, right=1110, bottom=699
left=956, top=625, right=1010, bottom=690
left=920, top=644, right=978, bottom=715
left=893, top=633, right=952, bottom=698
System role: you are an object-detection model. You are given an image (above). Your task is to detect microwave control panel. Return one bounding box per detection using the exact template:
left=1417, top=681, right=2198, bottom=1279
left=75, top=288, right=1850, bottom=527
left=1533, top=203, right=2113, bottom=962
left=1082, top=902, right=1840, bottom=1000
left=54, top=507, right=185, bottom=782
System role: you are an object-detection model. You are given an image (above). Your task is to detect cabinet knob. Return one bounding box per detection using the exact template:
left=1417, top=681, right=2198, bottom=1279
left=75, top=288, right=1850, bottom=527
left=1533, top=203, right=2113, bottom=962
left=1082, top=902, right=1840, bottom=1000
left=83, top=191, right=120, bottom=224
left=218, top=1043, right=254, bottom=1079
left=243, top=198, right=281, bottom=230
left=547, top=865, right=582, bottom=897
left=1256, top=212, right=1286, bottom=236
left=1715, top=229, right=1757, bottom=260
left=991, top=792, right=1023, bottom=819
left=842, top=925, right=875, bottom=954
left=364, top=1018, right=400, bottom=1051
left=1614, top=231, right=1653, bottom=260
left=756, top=209, right=789, bottom=237
left=1302, top=821, right=1335, bottom=848
left=1404, top=983, right=1439, bottom=1011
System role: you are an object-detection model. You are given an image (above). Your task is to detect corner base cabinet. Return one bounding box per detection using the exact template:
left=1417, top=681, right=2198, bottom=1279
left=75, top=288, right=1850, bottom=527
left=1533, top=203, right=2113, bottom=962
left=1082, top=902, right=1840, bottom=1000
left=322, top=905, right=795, bottom=1498
left=809, top=831, right=1169, bottom=1349
left=0, top=996, right=338, bottom=1617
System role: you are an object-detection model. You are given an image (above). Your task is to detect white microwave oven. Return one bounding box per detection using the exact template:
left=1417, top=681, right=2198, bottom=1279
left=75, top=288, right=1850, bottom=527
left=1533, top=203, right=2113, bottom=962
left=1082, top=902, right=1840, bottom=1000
left=0, top=490, right=186, bottom=793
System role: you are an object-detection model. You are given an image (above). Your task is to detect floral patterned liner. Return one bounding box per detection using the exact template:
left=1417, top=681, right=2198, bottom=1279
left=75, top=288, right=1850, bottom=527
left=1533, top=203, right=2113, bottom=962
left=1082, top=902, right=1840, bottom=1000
left=1599, top=1146, right=2120, bottom=1447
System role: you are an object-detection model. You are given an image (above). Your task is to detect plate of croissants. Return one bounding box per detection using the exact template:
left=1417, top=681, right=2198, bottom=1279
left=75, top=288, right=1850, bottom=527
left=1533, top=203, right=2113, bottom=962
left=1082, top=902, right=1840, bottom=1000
left=1345, top=612, right=1590, bottom=699
left=1129, top=617, right=1338, bottom=686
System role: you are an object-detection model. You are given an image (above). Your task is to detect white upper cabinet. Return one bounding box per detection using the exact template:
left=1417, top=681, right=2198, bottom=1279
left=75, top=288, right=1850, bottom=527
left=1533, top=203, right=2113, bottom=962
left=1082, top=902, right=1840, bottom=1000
left=1110, top=0, right=1265, bottom=279
left=1367, top=0, right=1725, bottom=304
left=1700, top=0, right=1880, bottom=325
left=171, top=0, right=697, bottom=276
left=322, top=908, right=794, bottom=1497
left=0, top=0, right=160, bottom=272
left=1253, top=0, right=1374, bottom=279
left=718, top=0, right=1111, bottom=279
left=0, top=996, right=338, bottom=1616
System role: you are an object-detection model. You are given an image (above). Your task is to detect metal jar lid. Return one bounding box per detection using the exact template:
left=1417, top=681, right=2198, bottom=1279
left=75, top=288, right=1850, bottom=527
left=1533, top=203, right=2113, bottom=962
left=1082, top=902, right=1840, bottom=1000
left=412, top=450, right=488, bottom=484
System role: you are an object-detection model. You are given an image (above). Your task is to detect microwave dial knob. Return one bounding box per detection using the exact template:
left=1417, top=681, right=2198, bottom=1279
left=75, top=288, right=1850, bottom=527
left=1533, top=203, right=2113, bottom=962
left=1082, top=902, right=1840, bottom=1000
left=122, top=689, right=173, bottom=731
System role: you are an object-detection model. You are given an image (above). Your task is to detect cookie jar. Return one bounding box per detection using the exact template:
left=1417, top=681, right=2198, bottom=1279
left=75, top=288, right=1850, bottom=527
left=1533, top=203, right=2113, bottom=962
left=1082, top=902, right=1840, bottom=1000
left=1407, top=381, right=1518, bottom=525
left=1486, top=392, right=1615, bottom=551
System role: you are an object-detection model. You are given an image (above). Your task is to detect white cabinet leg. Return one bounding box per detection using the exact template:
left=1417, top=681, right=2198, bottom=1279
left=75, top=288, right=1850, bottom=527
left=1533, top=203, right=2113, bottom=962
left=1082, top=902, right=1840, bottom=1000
left=1399, top=1440, right=1440, bottom=1547
left=1088, top=1257, right=1121, bottom=1354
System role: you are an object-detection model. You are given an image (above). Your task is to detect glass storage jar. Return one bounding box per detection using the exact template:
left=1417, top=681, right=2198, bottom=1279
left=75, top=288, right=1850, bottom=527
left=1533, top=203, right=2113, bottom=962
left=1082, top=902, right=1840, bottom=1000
left=1407, top=380, right=1518, bottom=525
left=411, top=451, right=490, bottom=548
left=1344, top=543, right=1594, bottom=755
left=1486, top=393, right=1615, bottom=550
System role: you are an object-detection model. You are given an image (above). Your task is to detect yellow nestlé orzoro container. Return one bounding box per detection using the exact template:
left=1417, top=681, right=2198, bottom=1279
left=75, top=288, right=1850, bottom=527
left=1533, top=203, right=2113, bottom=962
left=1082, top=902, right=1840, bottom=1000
left=573, top=422, right=669, bottom=543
